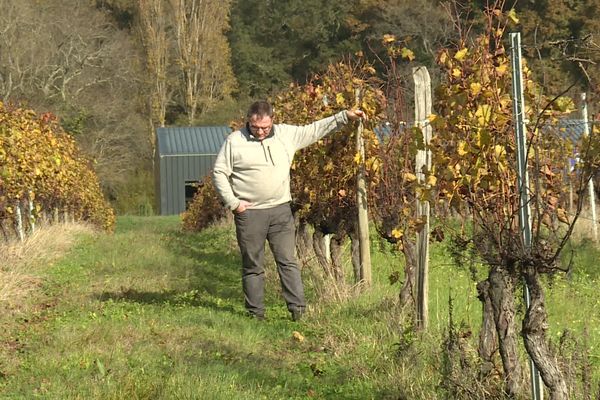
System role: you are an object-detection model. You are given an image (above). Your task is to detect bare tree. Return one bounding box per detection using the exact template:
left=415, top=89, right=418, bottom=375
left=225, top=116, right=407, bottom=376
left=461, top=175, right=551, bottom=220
left=169, top=0, right=235, bottom=124
left=0, top=0, right=149, bottom=200
left=137, top=0, right=170, bottom=137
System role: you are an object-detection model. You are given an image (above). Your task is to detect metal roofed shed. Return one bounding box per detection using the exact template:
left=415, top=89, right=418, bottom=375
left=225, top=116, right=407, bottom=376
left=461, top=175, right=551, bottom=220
left=155, top=126, right=230, bottom=215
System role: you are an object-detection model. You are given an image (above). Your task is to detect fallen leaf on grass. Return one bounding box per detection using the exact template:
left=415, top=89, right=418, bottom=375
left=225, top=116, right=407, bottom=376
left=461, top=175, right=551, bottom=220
left=292, top=331, right=305, bottom=342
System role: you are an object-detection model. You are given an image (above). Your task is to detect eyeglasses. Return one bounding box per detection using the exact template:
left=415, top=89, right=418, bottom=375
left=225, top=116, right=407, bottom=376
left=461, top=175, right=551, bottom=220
left=249, top=124, right=272, bottom=133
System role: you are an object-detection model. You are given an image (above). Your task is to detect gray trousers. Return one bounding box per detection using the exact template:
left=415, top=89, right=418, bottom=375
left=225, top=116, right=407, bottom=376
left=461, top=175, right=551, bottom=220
left=234, top=203, right=305, bottom=317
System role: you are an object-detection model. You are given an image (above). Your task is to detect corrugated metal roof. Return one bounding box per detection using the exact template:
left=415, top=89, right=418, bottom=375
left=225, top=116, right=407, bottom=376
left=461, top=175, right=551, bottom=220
left=156, top=126, right=230, bottom=156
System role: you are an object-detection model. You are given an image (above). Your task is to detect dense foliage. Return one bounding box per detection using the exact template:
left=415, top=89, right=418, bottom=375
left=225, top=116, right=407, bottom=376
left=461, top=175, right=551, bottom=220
left=274, top=59, right=385, bottom=231
left=0, top=102, right=115, bottom=231
left=2, top=0, right=599, bottom=213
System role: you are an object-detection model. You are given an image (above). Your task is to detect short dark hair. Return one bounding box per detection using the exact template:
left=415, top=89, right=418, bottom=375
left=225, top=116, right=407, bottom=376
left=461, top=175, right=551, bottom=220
left=246, top=100, right=273, bottom=119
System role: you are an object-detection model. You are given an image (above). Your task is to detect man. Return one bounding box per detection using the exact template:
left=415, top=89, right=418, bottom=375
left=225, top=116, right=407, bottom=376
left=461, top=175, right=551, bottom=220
left=212, top=100, right=365, bottom=321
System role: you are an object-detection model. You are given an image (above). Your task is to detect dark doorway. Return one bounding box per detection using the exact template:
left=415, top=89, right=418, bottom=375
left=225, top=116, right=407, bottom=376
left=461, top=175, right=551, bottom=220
left=185, top=181, right=199, bottom=209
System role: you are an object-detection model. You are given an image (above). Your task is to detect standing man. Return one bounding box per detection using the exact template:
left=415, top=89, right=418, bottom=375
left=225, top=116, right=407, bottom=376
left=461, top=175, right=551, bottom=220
left=213, top=100, right=365, bottom=321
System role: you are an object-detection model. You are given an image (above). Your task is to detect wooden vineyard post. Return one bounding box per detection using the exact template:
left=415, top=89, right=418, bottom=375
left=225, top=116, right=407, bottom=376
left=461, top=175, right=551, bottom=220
left=413, top=66, right=432, bottom=331
left=15, top=202, right=24, bottom=242
left=355, top=89, right=372, bottom=286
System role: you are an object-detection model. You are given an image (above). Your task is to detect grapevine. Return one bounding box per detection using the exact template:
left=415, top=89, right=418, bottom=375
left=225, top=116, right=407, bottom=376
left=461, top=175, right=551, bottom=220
left=0, top=102, right=115, bottom=235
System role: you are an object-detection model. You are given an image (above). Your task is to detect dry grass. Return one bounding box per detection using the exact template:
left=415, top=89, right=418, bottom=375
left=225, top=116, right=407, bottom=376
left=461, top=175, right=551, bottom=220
left=570, top=205, right=600, bottom=243
left=0, top=222, right=95, bottom=308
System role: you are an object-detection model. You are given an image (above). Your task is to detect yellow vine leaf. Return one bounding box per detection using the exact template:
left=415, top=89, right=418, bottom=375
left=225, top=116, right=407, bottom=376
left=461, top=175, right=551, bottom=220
left=353, top=152, right=362, bottom=164
left=367, top=157, right=380, bottom=172
left=452, top=68, right=462, bottom=78
left=458, top=141, right=468, bottom=156
left=470, top=82, right=482, bottom=96
left=507, top=8, right=519, bottom=24
left=403, top=172, right=417, bottom=182
left=292, top=331, right=305, bottom=342
left=427, top=175, right=437, bottom=186
left=475, top=104, right=492, bottom=126
left=494, top=145, right=506, bottom=159
left=496, top=63, right=508, bottom=76
left=391, top=229, right=403, bottom=239
left=454, top=48, right=469, bottom=61
left=336, top=93, right=346, bottom=106
left=383, top=34, right=396, bottom=44
left=401, top=47, right=415, bottom=61
left=554, top=96, right=575, bottom=113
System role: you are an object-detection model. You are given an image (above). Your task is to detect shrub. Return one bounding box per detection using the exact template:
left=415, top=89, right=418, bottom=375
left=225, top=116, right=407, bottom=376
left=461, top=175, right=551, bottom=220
left=181, top=174, right=228, bottom=232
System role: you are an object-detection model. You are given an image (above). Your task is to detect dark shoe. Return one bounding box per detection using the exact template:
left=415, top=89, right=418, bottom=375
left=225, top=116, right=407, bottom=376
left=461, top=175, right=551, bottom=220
left=291, top=309, right=304, bottom=322
left=247, top=311, right=265, bottom=321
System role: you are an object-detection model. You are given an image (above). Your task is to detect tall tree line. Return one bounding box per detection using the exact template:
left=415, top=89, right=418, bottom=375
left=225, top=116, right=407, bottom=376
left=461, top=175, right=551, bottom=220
left=516, top=0, right=600, bottom=96
left=1, top=0, right=597, bottom=212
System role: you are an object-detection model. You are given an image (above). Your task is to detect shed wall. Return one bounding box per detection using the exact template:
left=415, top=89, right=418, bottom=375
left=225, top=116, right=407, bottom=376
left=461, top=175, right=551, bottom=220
left=155, top=125, right=229, bottom=216
left=159, top=154, right=218, bottom=215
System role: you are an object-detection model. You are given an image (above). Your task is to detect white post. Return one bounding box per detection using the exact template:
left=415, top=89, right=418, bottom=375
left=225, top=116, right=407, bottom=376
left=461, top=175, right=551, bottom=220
left=581, top=92, right=598, bottom=241
left=510, top=32, right=544, bottom=400
left=413, top=66, right=432, bottom=331
left=28, top=191, right=35, bottom=234
left=15, top=202, right=24, bottom=242
left=324, top=234, right=332, bottom=263
left=355, top=89, right=372, bottom=286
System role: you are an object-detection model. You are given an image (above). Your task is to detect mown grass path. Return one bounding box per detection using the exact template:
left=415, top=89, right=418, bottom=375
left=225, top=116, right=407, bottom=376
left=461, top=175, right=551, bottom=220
left=0, top=217, right=412, bottom=399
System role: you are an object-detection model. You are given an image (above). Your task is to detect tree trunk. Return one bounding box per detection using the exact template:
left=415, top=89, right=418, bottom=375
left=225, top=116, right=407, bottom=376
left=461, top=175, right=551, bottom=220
left=522, top=264, right=569, bottom=400
left=488, top=266, right=522, bottom=397
left=400, top=236, right=417, bottom=310
left=477, top=279, right=498, bottom=377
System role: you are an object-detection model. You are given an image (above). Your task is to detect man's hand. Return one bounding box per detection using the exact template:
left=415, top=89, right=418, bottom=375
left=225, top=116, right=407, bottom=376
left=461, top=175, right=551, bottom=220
left=235, top=200, right=252, bottom=214
left=346, top=109, right=367, bottom=121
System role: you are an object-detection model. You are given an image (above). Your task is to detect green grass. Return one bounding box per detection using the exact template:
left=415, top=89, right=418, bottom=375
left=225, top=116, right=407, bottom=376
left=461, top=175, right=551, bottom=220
left=0, top=216, right=598, bottom=399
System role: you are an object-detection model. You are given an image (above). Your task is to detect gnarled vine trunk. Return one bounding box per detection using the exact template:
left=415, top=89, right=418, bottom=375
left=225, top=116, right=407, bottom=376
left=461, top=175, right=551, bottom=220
left=522, top=264, right=568, bottom=400
left=312, top=230, right=331, bottom=278
left=329, top=234, right=345, bottom=283
left=312, top=230, right=344, bottom=283
left=295, top=219, right=312, bottom=264
left=348, top=229, right=361, bottom=283
left=400, top=236, right=417, bottom=310
left=488, top=266, right=522, bottom=397
left=477, top=279, right=498, bottom=377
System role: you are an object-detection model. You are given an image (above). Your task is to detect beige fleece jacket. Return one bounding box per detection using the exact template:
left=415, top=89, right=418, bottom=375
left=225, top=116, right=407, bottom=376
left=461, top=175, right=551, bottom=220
left=212, top=110, right=349, bottom=211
